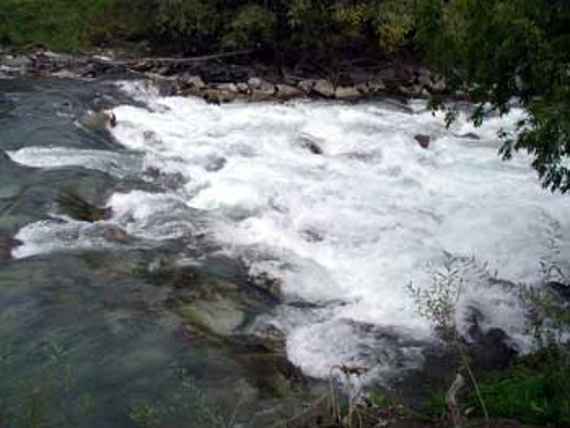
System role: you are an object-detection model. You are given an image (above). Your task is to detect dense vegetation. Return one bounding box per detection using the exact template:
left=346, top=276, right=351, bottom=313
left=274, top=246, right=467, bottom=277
left=0, top=0, right=415, bottom=55
left=416, top=0, right=570, bottom=193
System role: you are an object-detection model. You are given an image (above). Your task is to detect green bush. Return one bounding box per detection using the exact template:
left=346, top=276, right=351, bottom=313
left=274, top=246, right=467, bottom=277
left=223, top=4, right=277, bottom=49
left=0, top=0, right=113, bottom=51
left=470, top=353, right=570, bottom=426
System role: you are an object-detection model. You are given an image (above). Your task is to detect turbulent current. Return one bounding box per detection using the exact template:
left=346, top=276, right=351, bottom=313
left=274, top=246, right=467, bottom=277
left=7, top=80, right=570, bottom=385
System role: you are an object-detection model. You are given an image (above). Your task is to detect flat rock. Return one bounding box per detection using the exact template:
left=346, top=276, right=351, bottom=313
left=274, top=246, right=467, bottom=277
left=335, top=86, right=360, bottom=99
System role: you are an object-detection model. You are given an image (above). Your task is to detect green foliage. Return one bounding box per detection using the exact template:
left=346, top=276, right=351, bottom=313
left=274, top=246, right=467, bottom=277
left=416, top=0, right=570, bottom=192
left=371, top=0, right=416, bottom=53
left=0, top=0, right=418, bottom=56
left=0, top=0, right=113, bottom=51
left=223, top=4, right=277, bottom=49
left=469, top=352, right=570, bottom=426
left=407, top=253, right=464, bottom=341
left=154, top=0, right=222, bottom=52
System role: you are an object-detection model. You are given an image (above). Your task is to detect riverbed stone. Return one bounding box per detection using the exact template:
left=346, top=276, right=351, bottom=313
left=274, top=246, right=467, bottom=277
left=298, top=79, right=316, bottom=94
left=367, top=79, right=387, bottom=93
left=430, top=76, right=447, bottom=93
left=180, top=74, right=206, bottom=89
left=248, top=77, right=275, bottom=94
left=236, top=82, right=250, bottom=93
left=56, top=190, right=112, bottom=222
left=335, top=86, right=360, bottom=99
left=313, top=79, right=335, bottom=98
left=276, top=84, right=304, bottom=101
left=216, top=82, right=239, bottom=93
left=2, top=55, right=32, bottom=69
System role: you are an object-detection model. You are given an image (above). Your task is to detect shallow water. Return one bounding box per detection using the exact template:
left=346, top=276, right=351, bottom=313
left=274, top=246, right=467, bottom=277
left=2, top=77, right=569, bottom=425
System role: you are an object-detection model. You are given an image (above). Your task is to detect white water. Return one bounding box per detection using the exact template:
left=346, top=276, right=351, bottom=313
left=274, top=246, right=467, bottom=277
left=10, top=81, right=570, bottom=380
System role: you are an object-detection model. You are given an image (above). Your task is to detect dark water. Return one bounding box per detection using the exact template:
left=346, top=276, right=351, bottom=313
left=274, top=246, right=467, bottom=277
left=0, top=78, right=301, bottom=428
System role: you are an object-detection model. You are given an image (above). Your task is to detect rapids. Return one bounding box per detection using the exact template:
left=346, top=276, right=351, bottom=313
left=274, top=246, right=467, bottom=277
left=7, top=80, right=570, bottom=383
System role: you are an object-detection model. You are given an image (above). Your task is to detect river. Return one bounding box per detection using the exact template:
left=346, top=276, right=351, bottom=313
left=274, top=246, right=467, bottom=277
left=1, top=77, right=568, bottom=427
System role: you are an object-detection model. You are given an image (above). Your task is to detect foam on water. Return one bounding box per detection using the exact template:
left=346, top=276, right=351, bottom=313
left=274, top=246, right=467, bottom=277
left=8, top=147, right=143, bottom=178
left=12, top=81, right=570, bottom=380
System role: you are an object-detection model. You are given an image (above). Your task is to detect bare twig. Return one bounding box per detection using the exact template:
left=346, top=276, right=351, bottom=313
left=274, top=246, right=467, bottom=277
left=92, top=49, right=257, bottom=67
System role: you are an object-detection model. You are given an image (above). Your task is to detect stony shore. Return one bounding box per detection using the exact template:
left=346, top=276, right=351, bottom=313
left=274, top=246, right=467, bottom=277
left=0, top=47, right=449, bottom=104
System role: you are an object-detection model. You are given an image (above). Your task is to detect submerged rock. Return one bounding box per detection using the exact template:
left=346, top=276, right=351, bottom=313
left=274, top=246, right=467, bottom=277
left=56, top=190, right=112, bottom=222
left=170, top=270, right=282, bottom=339
left=166, top=268, right=307, bottom=399
left=102, top=225, right=130, bottom=243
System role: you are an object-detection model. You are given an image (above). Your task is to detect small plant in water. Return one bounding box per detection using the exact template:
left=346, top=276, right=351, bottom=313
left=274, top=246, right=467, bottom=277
left=407, top=252, right=489, bottom=427
left=407, top=252, right=464, bottom=341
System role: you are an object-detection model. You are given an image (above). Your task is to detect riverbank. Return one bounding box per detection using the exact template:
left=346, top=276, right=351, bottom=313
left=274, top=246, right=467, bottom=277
left=0, top=46, right=449, bottom=104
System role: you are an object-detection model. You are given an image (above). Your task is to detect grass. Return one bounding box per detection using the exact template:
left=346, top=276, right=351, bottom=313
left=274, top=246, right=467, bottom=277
left=422, top=349, right=570, bottom=427
left=469, top=352, right=570, bottom=426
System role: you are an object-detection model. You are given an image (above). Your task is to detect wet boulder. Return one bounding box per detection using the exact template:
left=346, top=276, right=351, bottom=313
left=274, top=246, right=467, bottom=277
left=202, top=89, right=237, bottom=104
left=313, top=79, right=335, bottom=98
left=465, top=306, right=518, bottom=371
left=458, top=132, right=481, bottom=140
left=546, top=280, right=570, bottom=301
left=414, top=134, right=431, bottom=149
left=0, top=233, right=22, bottom=261
left=204, top=155, right=227, bottom=172
left=297, top=135, right=324, bottom=155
